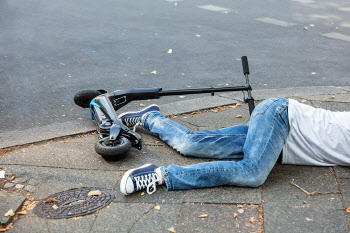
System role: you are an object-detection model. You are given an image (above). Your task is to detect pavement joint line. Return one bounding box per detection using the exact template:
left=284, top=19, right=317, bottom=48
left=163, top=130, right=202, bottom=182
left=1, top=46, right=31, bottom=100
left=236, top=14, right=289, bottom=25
left=88, top=215, right=98, bottom=233
left=127, top=205, right=154, bottom=233
left=0, top=163, right=119, bottom=172
left=260, top=186, right=265, bottom=232
left=0, top=130, right=97, bottom=150
left=329, top=167, right=350, bottom=229
left=176, top=195, right=186, bottom=230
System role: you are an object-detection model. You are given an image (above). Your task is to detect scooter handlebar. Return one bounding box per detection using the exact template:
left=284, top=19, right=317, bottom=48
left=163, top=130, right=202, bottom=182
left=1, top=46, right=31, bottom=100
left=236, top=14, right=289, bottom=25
left=241, top=56, right=250, bottom=75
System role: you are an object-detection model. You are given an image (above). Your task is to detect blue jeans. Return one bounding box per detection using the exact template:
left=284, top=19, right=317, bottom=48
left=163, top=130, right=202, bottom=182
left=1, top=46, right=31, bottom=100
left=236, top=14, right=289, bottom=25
left=142, top=98, right=290, bottom=190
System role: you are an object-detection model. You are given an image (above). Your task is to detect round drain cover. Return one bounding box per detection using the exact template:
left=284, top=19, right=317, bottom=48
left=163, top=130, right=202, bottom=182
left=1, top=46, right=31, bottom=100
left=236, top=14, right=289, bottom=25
left=34, top=188, right=114, bottom=219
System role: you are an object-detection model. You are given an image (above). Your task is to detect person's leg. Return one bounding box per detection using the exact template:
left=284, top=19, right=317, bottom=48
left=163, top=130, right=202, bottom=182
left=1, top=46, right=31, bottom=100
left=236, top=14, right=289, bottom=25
left=160, top=97, right=290, bottom=190
left=142, top=112, right=248, bottom=160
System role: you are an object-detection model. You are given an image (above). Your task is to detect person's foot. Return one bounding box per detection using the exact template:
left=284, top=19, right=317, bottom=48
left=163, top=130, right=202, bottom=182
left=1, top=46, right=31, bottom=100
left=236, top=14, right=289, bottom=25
left=118, top=104, right=160, bottom=128
left=120, top=164, right=160, bottom=195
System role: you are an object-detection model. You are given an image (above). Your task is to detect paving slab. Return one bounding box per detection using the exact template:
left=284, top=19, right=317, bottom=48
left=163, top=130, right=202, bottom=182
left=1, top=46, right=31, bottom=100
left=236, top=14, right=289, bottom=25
left=183, top=186, right=262, bottom=205
left=160, top=96, right=237, bottom=116
left=220, top=86, right=346, bottom=101
left=114, top=181, right=186, bottom=204
left=174, top=104, right=250, bottom=131
left=336, top=178, right=350, bottom=222
left=177, top=203, right=262, bottom=233
left=0, top=165, right=121, bottom=201
left=308, top=101, right=350, bottom=112
left=47, top=215, right=96, bottom=233
left=0, top=119, right=95, bottom=149
left=4, top=183, right=15, bottom=188
left=303, top=93, right=350, bottom=103
left=15, top=184, right=24, bottom=189
left=263, top=165, right=348, bottom=232
left=0, top=135, right=121, bottom=170
left=0, top=192, right=26, bottom=225
left=91, top=203, right=181, bottom=233
left=10, top=215, right=49, bottom=233
left=334, top=166, right=350, bottom=179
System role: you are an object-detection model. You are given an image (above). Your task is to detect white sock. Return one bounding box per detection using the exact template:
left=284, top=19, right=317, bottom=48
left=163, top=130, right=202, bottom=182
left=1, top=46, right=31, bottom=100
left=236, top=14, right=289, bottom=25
left=155, top=167, right=163, bottom=185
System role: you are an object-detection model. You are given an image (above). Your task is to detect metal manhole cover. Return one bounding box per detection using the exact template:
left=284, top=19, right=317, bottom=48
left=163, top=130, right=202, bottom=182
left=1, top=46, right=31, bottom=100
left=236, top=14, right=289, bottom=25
left=34, top=188, right=114, bottom=219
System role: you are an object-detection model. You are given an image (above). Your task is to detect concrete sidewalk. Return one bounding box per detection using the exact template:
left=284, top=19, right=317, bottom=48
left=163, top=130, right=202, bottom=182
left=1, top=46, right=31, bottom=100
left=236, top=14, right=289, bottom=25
left=0, top=86, right=350, bottom=232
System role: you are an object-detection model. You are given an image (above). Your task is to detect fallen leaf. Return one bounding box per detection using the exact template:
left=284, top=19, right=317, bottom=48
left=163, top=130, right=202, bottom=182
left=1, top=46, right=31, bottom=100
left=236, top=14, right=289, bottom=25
left=236, top=102, right=244, bottom=106
left=167, top=49, right=173, bottom=54
left=249, top=217, right=255, bottom=223
left=171, top=116, right=178, bottom=119
left=346, top=207, right=350, bottom=213
left=154, top=205, right=161, bottom=210
left=234, top=213, right=238, bottom=218
left=17, top=211, right=27, bottom=215
left=306, top=218, right=314, bottom=221
left=141, top=192, right=145, bottom=196
left=150, top=70, right=157, bottom=74
left=236, top=115, right=243, bottom=118
left=0, top=229, right=6, bottom=232
left=44, top=198, right=59, bottom=203
left=179, top=96, right=186, bottom=98
left=198, top=214, right=208, bottom=218
left=167, top=227, right=176, bottom=233
left=6, top=224, right=13, bottom=229
left=4, top=209, right=15, bottom=217
left=140, top=103, right=145, bottom=107
left=304, top=26, right=309, bottom=30
left=238, top=209, right=244, bottom=214
left=88, top=190, right=102, bottom=196
left=237, top=204, right=244, bottom=208
left=52, top=205, right=59, bottom=210
left=329, top=96, right=335, bottom=99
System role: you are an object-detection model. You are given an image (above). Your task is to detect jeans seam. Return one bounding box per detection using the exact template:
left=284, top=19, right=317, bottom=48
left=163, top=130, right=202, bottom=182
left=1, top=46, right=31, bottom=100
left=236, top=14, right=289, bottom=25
left=251, top=98, right=282, bottom=119
left=274, top=103, right=289, bottom=119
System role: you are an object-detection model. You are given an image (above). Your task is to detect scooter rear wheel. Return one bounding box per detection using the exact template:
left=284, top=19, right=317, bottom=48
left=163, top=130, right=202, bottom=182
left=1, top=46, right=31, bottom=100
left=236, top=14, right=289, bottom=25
left=95, top=136, right=132, bottom=161
left=74, top=90, right=104, bottom=108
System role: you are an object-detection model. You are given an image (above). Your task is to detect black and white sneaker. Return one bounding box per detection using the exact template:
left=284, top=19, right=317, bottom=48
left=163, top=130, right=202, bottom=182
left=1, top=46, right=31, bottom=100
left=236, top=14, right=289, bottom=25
left=118, top=104, right=160, bottom=129
left=120, top=164, right=160, bottom=195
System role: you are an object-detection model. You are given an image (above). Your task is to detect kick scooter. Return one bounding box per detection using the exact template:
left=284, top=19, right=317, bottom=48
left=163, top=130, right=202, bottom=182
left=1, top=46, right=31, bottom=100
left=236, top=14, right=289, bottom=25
left=74, top=56, right=254, bottom=160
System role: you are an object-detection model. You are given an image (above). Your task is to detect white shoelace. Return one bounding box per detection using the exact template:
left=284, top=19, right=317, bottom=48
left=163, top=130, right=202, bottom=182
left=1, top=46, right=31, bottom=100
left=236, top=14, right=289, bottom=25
left=124, top=117, right=141, bottom=127
left=134, top=173, right=160, bottom=195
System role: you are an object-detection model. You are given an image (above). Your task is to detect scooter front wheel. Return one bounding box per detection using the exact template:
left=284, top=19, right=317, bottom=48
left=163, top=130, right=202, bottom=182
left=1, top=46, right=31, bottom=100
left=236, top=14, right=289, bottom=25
left=95, top=136, right=132, bottom=161
left=74, top=90, right=105, bottom=108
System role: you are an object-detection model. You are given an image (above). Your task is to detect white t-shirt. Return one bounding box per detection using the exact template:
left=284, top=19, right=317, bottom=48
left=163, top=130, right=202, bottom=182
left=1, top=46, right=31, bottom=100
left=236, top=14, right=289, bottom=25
left=282, top=99, right=350, bottom=166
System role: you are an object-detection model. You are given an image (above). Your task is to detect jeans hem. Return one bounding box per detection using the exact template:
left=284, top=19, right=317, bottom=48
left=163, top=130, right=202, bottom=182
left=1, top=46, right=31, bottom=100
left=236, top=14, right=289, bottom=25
left=160, top=167, right=172, bottom=191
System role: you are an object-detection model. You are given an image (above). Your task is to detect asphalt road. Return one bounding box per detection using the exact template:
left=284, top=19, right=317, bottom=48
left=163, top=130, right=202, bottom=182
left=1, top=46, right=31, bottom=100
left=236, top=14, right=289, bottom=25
left=1, top=0, right=350, bottom=132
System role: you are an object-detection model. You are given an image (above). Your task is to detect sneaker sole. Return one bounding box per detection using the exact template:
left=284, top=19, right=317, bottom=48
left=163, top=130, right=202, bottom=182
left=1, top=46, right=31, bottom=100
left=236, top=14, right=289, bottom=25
left=120, top=163, right=153, bottom=195
left=118, top=104, right=160, bottom=119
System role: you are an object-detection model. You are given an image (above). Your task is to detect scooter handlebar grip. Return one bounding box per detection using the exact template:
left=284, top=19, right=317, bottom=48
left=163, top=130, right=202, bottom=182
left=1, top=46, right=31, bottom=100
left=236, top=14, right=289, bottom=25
left=241, top=56, right=250, bottom=75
